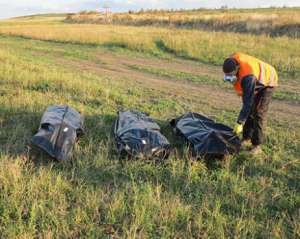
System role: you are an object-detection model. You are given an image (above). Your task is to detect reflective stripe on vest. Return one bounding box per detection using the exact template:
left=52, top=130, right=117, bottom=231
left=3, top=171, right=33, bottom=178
left=231, top=53, right=278, bottom=95
left=259, top=62, right=266, bottom=84
left=259, top=62, right=277, bottom=86
left=269, top=66, right=278, bottom=87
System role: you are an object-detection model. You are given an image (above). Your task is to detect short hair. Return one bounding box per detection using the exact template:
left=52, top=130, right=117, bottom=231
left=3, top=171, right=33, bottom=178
left=223, top=58, right=237, bottom=73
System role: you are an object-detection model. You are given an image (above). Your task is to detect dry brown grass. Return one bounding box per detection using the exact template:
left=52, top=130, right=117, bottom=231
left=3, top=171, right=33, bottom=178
left=65, top=11, right=112, bottom=24
left=66, top=8, right=300, bottom=38
left=1, top=23, right=299, bottom=76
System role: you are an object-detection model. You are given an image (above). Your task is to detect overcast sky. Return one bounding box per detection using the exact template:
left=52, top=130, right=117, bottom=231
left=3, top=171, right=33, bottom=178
left=0, top=0, right=299, bottom=19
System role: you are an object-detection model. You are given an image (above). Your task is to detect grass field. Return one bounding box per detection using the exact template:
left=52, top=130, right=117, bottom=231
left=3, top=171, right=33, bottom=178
left=0, top=12, right=299, bottom=238
left=1, top=21, right=300, bottom=78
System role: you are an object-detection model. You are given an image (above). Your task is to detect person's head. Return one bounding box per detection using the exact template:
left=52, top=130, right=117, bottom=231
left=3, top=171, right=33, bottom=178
left=223, top=58, right=239, bottom=84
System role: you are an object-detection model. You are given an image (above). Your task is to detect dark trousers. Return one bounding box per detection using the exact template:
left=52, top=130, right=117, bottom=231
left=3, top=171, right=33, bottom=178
left=243, top=87, right=273, bottom=146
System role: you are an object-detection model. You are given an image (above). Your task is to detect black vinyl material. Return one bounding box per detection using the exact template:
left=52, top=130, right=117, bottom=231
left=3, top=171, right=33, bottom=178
left=31, top=105, right=84, bottom=161
left=170, top=112, right=241, bottom=158
left=114, top=110, right=170, bottom=160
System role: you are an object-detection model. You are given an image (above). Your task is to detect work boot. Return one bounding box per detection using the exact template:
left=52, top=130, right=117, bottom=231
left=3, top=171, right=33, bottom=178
left=249, top=145, right=263, bottom=156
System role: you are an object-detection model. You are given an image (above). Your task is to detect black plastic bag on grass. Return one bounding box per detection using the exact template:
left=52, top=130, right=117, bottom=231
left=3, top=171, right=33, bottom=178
left=114, top=110, right=170, bottom=160
left=31, top=105, right=84, bottom=161
left=170, top=112, right=241, bottom=159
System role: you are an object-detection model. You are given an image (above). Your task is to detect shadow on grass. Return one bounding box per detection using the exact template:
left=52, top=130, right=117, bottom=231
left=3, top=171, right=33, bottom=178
left=3, top=107, right=296, bottom=224
left=1, top=107, right=297, bottom=237
left=0, top=107, right=41, bottom=158
left=155, top=39, right=200, bottom=62
left=0, top=106, right=246, bottom=203
left=0, top=104, right=226, bottom=168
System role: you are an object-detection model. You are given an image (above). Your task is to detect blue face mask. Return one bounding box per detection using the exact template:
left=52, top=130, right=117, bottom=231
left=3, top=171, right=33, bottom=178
left=224, top=75, right=237, bottom=83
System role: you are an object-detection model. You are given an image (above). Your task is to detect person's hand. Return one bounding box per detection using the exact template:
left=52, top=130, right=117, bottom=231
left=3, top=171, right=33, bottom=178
left=233, top=123, right=243, bottom=135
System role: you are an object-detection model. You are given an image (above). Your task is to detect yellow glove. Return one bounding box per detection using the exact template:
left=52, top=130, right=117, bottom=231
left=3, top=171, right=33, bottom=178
left=233, top=123, right=243, bottom=135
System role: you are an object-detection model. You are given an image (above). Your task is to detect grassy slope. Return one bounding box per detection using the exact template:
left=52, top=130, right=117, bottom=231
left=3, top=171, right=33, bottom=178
left=68, top=8, right=300, bottom=38
left=0, top=17, right=299, bottom=238
left=1, top=23, right=300, bottom=78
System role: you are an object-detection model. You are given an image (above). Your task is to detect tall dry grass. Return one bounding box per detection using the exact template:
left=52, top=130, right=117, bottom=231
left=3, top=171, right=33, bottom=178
left=0, top=23, right=299, bottom=76
left=66, top=8, right=300, bottom=38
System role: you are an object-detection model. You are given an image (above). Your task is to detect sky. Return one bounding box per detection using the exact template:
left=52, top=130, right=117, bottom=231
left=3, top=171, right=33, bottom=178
left=0, top=0, right=300, bottom=19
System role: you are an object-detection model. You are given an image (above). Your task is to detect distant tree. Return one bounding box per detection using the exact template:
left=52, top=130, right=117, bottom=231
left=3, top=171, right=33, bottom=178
left=65, top=13, right=75, bottom=21
left=79, top=10, right=88, bottom=15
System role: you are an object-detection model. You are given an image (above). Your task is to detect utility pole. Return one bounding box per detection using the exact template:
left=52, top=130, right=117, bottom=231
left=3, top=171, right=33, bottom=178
left=103, top=1, right=110, bottom=23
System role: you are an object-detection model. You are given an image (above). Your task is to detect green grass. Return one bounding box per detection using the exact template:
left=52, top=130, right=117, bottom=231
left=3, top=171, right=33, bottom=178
left=127, top=64, right=221, bottom=84
left=0, top=27, right=299, bottom=238
left=1, top=23, right=300, bottom=79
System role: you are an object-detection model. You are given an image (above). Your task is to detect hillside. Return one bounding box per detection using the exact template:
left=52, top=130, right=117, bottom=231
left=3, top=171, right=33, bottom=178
left=65, top=8, right=300, bottom=38
left=0, top=11, right=299, bottom=238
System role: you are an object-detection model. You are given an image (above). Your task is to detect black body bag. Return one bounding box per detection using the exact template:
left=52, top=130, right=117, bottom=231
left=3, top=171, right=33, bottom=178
left=114, top=110, right=170, bottom=160
left=32, top=105, right=84, bottom=161
left=170, top=112, right=241, bottom=158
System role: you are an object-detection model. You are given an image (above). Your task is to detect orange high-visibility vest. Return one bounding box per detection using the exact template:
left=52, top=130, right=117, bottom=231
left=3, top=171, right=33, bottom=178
left=231, top=53, right=278, bottom=95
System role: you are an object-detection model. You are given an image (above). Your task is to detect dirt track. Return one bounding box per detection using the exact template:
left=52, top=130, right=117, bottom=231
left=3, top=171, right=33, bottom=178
left=57, top=50, right=300, bottom=123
